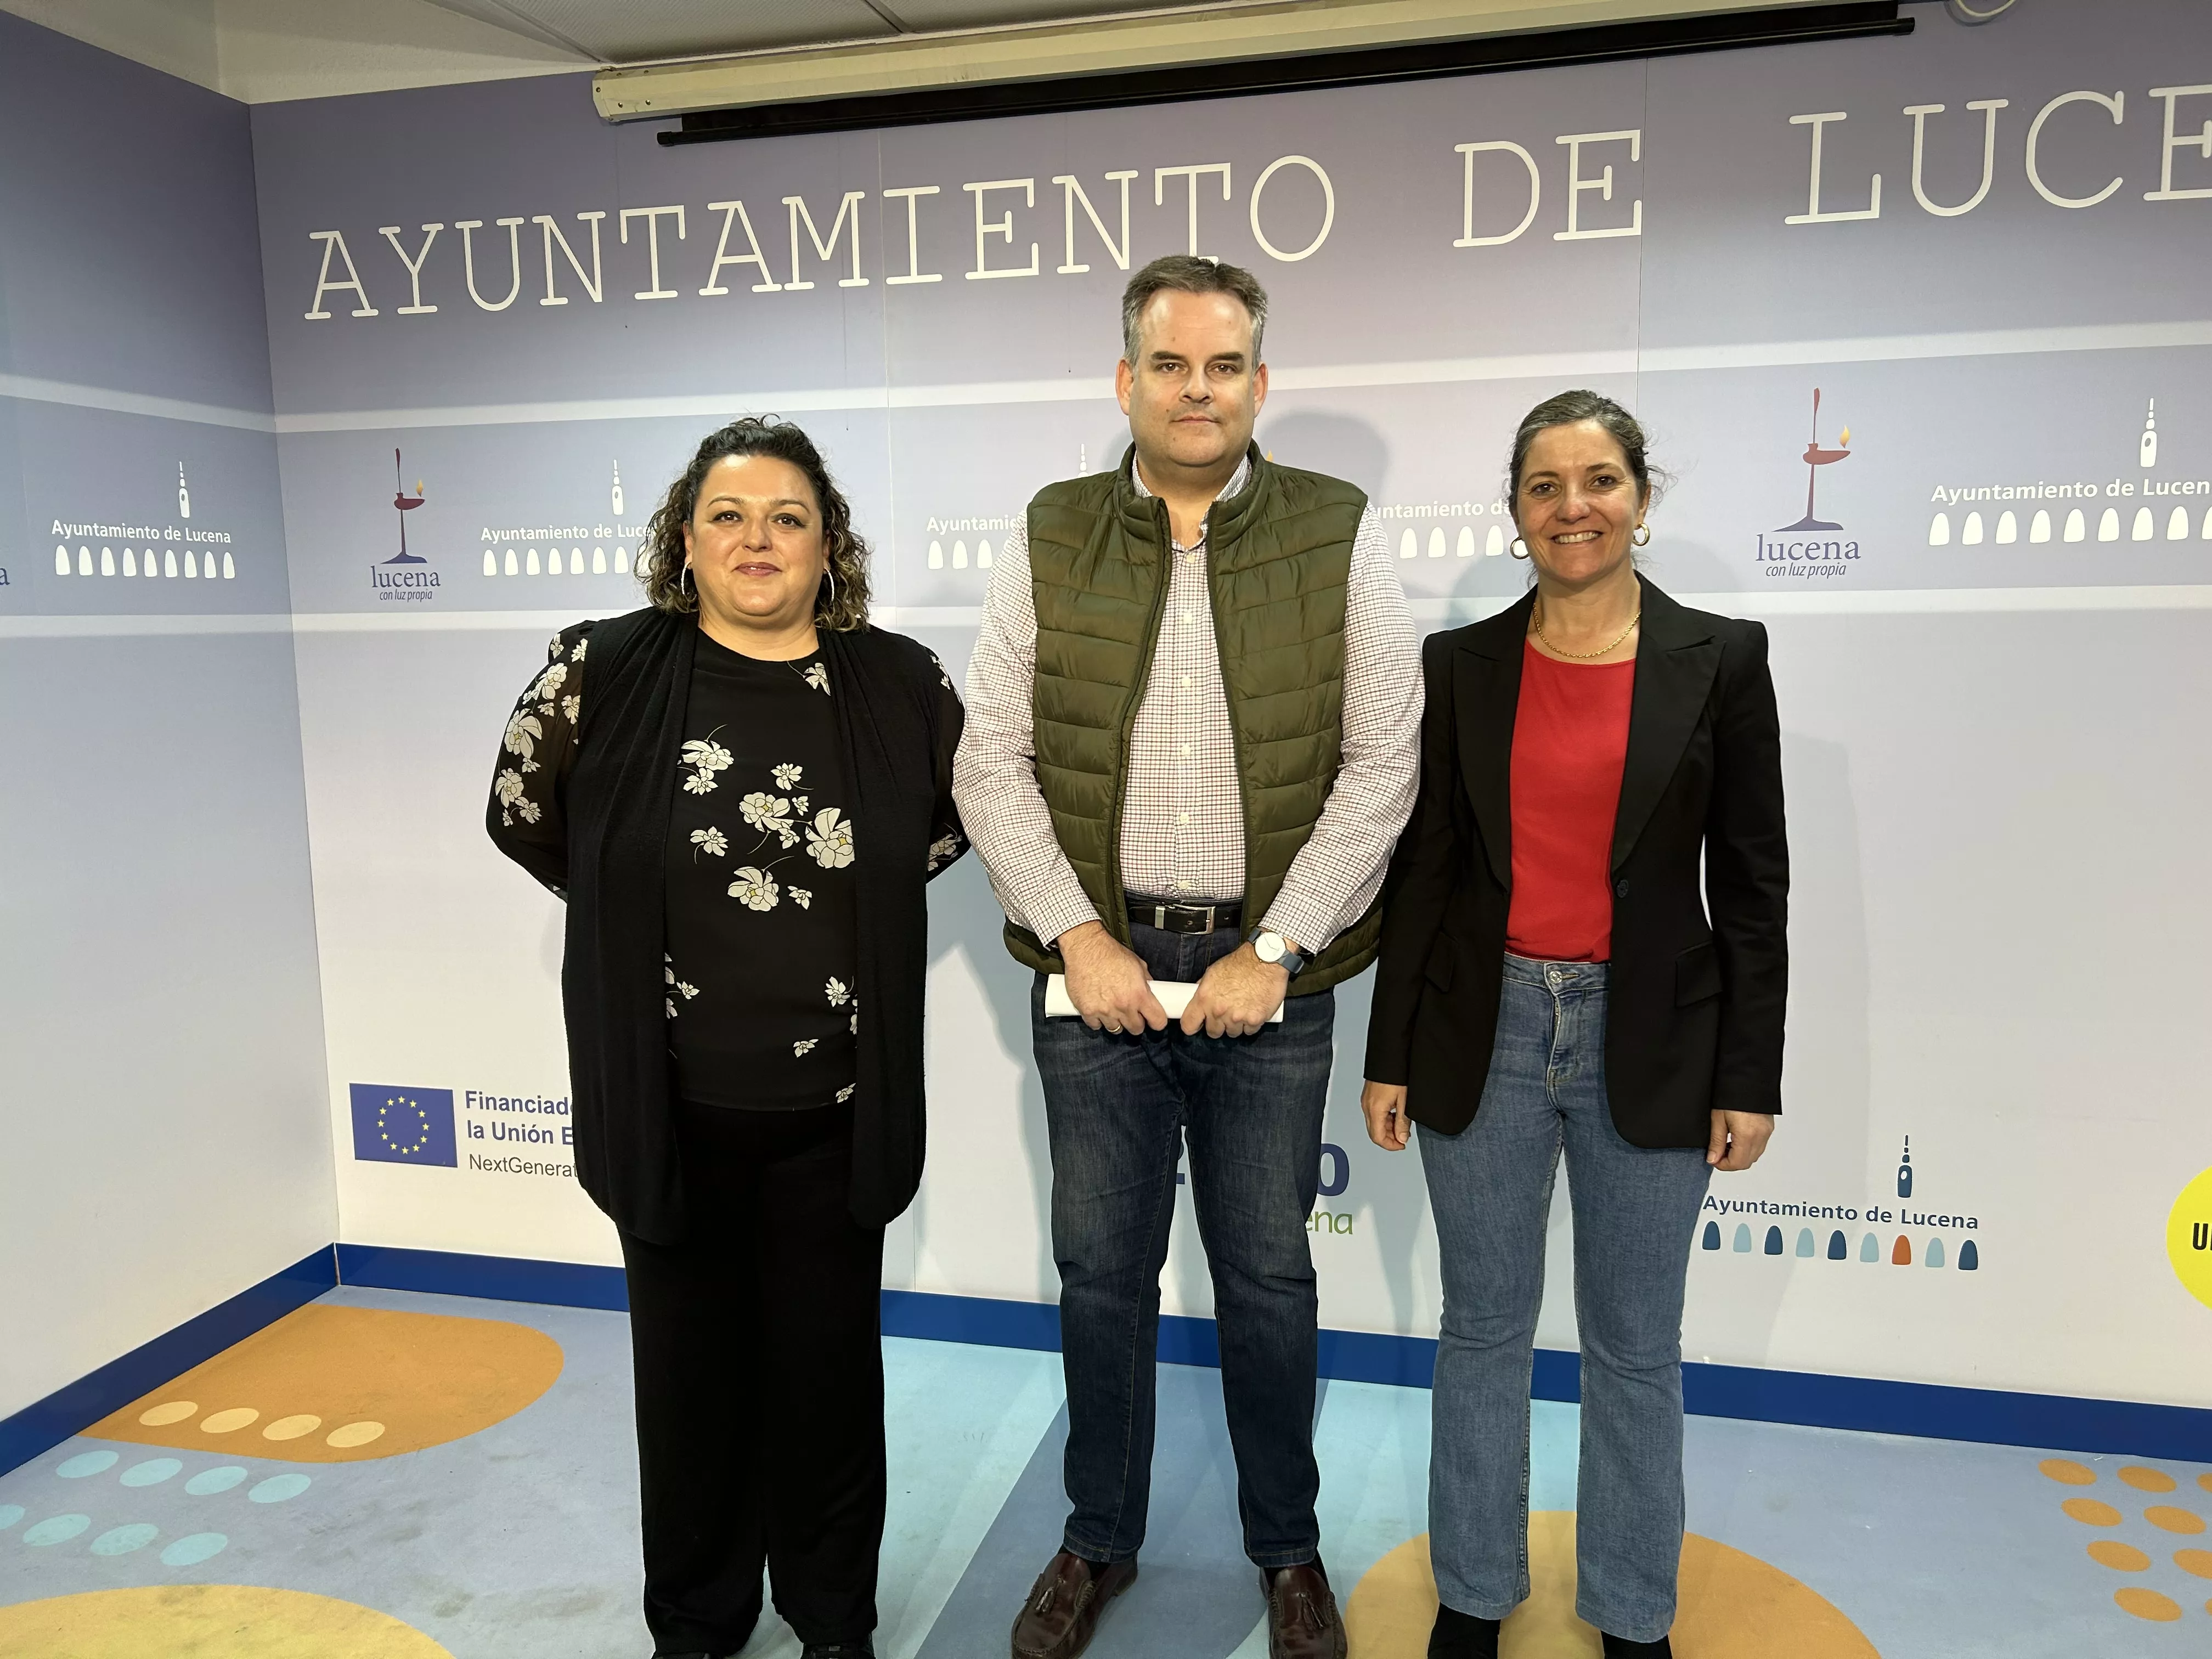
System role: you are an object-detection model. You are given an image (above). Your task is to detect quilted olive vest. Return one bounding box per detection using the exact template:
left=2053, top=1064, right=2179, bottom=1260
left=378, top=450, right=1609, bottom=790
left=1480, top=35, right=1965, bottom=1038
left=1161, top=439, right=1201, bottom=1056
left=1005, top=444, right=1381, bottom=995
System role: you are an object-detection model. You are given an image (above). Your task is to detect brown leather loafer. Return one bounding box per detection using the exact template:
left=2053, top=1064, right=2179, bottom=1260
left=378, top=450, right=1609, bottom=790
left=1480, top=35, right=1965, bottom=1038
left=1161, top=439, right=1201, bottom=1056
left=1262, top=1561, right=1346, bottom=1659
left=1009, top=1550, right=1137, bottom=1659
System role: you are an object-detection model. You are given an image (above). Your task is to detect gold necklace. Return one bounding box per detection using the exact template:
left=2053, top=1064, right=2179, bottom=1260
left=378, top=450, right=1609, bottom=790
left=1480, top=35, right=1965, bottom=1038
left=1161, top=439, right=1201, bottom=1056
left=1533, top=599, right=1641, bottom=661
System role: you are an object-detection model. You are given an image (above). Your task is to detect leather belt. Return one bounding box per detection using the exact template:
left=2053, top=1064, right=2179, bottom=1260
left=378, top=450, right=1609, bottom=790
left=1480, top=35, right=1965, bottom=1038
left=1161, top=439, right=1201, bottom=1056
left=1125, top=893, right=1243, bottom=935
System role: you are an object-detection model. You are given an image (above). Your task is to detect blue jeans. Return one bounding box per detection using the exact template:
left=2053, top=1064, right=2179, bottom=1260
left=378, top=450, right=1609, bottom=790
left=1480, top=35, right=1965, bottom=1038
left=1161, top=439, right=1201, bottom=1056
left=1418, top=955, right=1712, bottom=1643
left=1031, top=921, right=1335, bottom=1570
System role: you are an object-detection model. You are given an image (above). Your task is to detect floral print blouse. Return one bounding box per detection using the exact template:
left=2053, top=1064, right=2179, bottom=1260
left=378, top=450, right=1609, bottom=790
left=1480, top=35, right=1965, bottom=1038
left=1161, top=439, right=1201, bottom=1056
left=491, top=620, right=968, bottom=1112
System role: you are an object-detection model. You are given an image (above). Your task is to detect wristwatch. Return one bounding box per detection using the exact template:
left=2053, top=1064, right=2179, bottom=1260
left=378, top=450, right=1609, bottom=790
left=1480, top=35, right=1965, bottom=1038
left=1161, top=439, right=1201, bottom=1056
left=1248, top=928, right=1309, bottom=978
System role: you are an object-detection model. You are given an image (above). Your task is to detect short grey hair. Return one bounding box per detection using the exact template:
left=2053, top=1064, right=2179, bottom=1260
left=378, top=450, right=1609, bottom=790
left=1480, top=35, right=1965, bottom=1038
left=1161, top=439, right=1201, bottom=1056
left=1120, top=255, right=1268, bottom=367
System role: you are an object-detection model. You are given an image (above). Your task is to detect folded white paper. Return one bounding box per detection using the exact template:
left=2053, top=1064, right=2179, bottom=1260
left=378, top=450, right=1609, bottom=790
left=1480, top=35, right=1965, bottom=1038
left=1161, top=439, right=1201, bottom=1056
left=1044, top=975, right=1284, bottom=1023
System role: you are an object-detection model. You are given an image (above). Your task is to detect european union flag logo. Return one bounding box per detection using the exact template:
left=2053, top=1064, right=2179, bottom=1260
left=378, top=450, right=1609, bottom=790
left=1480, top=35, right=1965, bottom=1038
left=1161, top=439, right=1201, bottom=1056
left=349, top=1084, right=456, bottom=1167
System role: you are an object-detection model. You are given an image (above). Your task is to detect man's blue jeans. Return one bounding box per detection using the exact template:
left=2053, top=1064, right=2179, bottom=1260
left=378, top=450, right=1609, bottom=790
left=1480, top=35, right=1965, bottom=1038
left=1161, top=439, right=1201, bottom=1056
left=1418, top=954, right=1712, bottom=1643
left=1031, top=920, right=1335, bottom=1570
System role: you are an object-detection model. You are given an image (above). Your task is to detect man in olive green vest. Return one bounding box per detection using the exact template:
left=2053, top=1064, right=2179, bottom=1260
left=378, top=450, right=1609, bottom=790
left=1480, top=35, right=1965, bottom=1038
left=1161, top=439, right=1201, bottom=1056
left=955, top=256, right=1420, bottom=1659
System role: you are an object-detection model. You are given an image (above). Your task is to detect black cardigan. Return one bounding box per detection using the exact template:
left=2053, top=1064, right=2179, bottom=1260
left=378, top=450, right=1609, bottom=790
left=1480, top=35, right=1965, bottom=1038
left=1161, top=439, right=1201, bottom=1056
left=1363, top=579, right=1788, bottom=1145
left=487, top=606, right=967, bottom=1244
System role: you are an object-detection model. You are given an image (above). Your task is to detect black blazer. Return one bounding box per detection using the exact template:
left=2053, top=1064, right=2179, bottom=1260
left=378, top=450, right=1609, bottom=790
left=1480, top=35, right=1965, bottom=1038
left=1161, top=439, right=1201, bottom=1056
left=488, top=607, right=967, bottom=1244
left=1364, top=579, right=1787, bottom=1146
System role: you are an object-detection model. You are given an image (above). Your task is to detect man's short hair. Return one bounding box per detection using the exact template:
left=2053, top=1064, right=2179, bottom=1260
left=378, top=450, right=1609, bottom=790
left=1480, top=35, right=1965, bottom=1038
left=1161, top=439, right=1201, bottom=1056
left=1120, top=255, right=1268, bottom=368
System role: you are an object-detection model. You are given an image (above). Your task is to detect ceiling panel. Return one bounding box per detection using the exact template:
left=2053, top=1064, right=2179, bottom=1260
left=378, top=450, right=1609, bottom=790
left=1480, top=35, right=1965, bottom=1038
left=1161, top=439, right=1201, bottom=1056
left=426, top=0, right=903, bottom=62
left=424, top=0, right=1259, bottom=63
left=878, top=0, right=1218, bottom=31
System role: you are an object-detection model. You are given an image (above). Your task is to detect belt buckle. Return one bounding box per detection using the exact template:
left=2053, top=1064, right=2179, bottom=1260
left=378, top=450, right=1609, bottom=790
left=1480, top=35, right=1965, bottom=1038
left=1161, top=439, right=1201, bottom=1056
left=1135, top=898, right=1218, bottom=933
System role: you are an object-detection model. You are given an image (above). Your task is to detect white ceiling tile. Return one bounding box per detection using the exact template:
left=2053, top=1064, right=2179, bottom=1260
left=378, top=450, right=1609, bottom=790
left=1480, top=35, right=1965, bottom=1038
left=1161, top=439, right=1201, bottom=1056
left=879, top=0, right=1207, bottom=30
left=425, top=0, right=902, bottom=63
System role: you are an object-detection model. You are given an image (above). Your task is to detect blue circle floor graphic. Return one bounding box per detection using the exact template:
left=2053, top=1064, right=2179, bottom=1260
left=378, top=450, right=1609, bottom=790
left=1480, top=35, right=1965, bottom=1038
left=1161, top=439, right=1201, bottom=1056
left=87, top=1525, right=158, bottom=1558
left=156, top=1533, right=229, bottom=1568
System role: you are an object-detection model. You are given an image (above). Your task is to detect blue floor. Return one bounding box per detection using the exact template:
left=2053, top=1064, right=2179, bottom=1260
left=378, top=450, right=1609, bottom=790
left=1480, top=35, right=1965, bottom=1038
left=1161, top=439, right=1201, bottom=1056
left=2, top=1285, right=2207, bottom=1656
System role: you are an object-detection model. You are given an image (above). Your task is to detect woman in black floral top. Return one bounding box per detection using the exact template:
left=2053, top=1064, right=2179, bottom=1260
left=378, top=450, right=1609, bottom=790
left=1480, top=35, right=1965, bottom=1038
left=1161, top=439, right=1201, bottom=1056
left=488, top=417, right=965, bottom=1659
left=664, top=630, right=868, bottom=1110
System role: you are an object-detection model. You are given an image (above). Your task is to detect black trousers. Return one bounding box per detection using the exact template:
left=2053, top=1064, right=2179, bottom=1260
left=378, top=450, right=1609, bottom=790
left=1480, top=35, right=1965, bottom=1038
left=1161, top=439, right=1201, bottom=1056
left=618, top=1099, right=885, bottom=1655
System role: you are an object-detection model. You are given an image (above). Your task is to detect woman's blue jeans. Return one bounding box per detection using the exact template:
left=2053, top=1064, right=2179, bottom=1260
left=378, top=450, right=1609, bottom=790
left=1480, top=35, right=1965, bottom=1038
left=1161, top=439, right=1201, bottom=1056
left=1418, top=953, right=1712, bottom=1643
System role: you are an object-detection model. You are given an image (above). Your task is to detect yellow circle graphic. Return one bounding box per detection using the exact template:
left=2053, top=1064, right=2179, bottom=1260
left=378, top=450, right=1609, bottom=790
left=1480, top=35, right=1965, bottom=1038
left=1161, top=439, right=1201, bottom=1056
left=2063, top=1499, right=2122, bottom=1527
left=2114, top=1587, right=2182, bottom=1622
left=88, top=1305, right=562, bottom=1464
left=2089, top=1541, right=2151, bottom=1571
left=0, top=1585, right=455, bottom=1658
left=2165, top=1165, right=2212, bottom=1310
left=1345, top=1515, right=1877, bottom=1656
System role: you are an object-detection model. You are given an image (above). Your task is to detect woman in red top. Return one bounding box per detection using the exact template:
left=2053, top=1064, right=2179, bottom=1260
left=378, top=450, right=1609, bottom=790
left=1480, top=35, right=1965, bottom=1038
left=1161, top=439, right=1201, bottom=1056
left=1361, top=392, right=1788, bottom=1658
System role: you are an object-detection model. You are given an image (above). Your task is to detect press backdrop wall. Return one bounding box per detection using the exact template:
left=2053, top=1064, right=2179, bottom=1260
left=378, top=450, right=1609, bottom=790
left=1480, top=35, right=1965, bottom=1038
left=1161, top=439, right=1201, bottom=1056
left=0, top=14, right=336, bottom=1423
left=8, top=0, right=2209, bottom=1420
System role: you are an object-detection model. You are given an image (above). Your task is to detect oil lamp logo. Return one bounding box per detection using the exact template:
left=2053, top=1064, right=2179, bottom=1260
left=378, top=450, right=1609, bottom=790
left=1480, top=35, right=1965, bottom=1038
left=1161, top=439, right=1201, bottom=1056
left=372, top=448, right=439, bottom=603
left=1753, top=389, right=1860, bottom=578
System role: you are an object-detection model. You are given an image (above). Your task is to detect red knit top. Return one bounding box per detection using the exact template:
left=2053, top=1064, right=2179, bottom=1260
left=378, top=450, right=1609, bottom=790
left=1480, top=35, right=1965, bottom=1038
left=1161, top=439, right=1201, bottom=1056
left=1505, top=641, right=1636, bottom=962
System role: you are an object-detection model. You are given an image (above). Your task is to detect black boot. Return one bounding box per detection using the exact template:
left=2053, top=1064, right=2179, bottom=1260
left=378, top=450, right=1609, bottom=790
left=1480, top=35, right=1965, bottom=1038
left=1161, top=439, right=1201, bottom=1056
left=1600, top=1633, right=1672, bottom=1657
left=801, top=1645, right=874, bottom=1658
left=1429, top=1604, right=1502, bottom=1657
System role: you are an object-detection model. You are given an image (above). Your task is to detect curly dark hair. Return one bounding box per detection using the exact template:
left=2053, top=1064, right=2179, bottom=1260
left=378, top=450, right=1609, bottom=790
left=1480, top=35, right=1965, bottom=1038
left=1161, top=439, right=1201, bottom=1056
left=641, top=416, right=871, bottom=631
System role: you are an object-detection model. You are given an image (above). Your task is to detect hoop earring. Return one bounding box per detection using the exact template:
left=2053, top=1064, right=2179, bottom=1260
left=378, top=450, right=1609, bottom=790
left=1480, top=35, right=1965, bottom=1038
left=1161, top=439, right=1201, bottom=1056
left=1509, top=537, right=1531, bottom=560
left=1632, top=524, right=1652, bottom=547
left=680, top=561, right=695, bottom=596
left=823, top=561, right=838, bottom=616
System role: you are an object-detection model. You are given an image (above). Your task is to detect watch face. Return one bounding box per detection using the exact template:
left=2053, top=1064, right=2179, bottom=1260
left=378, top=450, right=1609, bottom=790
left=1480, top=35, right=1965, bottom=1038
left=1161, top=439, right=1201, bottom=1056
left=1255, top=932, right=1285, bottom=963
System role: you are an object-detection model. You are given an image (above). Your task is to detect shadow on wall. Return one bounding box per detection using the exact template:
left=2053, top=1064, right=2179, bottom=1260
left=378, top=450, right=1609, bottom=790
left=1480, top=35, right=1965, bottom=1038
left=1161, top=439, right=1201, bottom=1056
left=1327, top=973, right=1434, bottom=1343
left=923, top=848, right=1058, bottom=1302
left=539, top=902, right=563, bottom=984
left=1682, top=729, right=1871, bottom=1378
left=1637, top=532, right=1737, bottom=596
left=1089, top=422, right=1130, bottom=478
left=1259, top=410, right=1391, bottom=499
left=915, top=624, right=1058, bottom=1302
left=1637, top=443, right=1737, bottom=596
